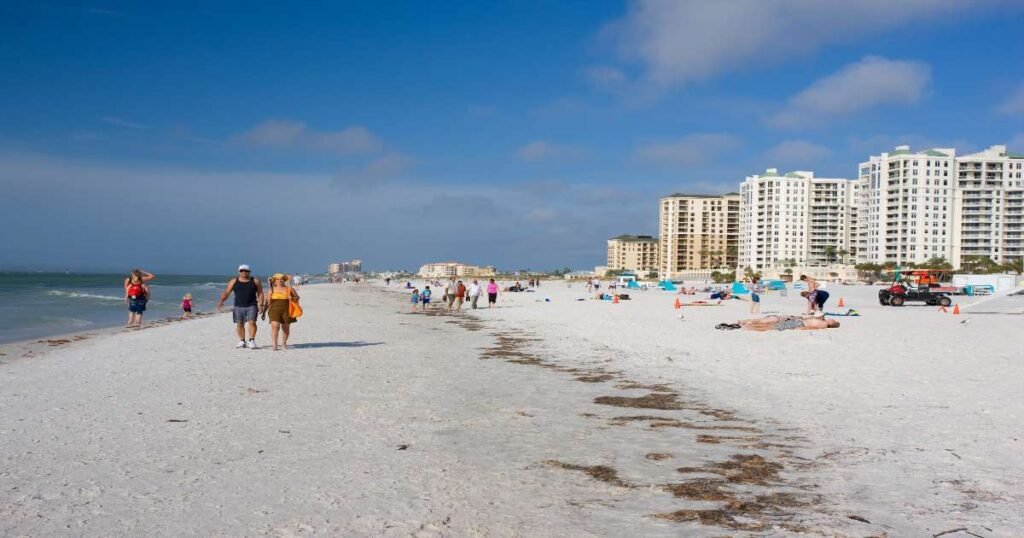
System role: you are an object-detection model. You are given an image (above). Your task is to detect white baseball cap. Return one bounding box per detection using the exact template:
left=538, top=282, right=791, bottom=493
left=238, top=264, right=251, bottom=271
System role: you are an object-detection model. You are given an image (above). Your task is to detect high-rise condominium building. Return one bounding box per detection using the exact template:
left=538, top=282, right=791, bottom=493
left=856, top=145, right=958, bottom=266
left=606, top=235, right=660, bottom=275
left=953, top=145, right=1024, bottom=264
left=738, top=169, right=854, bottom=270
left=658, top=194, right=740, bottom=278
left=856, top=144, right=1024, bottom=267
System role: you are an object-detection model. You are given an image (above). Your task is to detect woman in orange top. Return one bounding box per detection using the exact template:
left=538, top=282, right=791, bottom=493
left=261, top=273, right=300, bottom=351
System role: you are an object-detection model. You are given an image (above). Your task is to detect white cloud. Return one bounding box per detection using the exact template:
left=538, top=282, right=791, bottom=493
left=765, top=140, right=832, bottom=164
left=583, top=65, right=628, bottom=92
left=601, top=0, right=992, bottom=93
left=102, top=116, right=151, bottom=130
left=997, top=83, right=1024, bottom=115
left=236, top=119, right=382, bottom=155
left=524, top=207, right=558, bottom=223
left=634, top=133, right=740, bottom=166
left=516, top=141, right=589, bottom=162
left=769, top=56, right=931, bottom=128
left=333, top=152, right=413, bottom=193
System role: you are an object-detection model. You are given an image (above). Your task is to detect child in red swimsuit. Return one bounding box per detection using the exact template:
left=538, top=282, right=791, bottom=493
left=181, top=293, right=193, bottom=319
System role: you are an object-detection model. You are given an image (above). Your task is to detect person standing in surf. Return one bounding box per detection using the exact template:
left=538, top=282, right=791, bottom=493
left=123, top=269, right=155, bottom=326
left=124, top=273, right=150, bottom=328
left=216, top=264, right=264, bottom=349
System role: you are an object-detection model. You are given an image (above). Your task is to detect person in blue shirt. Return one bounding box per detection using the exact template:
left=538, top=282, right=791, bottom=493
left=420, top=286, right=432, bottom=311
left=410, top=288, right=420, bottom=312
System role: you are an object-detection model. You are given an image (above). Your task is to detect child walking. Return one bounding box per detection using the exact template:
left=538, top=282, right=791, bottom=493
left=421, top=285, right=432, bottom=311
left=410, top=288, right=420, bottom=312
left=181, top=293, right=193, bottom=319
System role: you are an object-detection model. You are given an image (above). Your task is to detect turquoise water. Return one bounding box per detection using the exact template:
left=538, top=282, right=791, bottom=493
left=0, top=272, right=234, bottom=344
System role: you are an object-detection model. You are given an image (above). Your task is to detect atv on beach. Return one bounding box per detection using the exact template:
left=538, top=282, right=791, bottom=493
left=878, top=269, right=953, bottom=307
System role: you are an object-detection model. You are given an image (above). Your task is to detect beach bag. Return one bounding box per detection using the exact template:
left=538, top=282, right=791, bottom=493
left=289, top=299, right=303, bottom=320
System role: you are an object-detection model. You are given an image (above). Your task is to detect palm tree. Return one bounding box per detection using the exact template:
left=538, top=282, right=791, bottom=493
left=823, top=245, right=837, bottom=265
left=837, top=248, right=850, bottom=265
left=1001, top=257, right=1023, bottom=274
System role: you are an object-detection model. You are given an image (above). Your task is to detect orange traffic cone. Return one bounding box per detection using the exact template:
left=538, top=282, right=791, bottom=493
left=674, top=298, right=682, bottom=309
left=952, top=304, right=960, bottom=315
left=613, top=294, right=620, bottom=304
left=837, top=297, right=845, bottom=308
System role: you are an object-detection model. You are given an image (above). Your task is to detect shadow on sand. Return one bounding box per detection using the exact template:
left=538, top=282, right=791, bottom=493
left=290, top=341, right=384, bottom=349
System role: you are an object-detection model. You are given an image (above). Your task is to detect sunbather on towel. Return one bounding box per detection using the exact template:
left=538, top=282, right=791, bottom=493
left=716, top=315, right=839, bottom=331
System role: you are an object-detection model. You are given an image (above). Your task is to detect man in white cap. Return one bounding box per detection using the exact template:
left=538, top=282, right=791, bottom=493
left=216, top=264, right=265, bottom=349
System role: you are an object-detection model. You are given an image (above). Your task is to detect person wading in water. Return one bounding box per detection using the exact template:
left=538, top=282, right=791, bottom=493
left=216, top=264, right=265, bottom=349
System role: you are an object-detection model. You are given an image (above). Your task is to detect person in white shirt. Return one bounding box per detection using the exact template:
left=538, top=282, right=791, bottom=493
left=468, top=279, right=482, bottom=309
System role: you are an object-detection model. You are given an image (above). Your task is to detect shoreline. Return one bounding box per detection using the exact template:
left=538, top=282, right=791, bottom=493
left=0, top=311, right=226, bottom=366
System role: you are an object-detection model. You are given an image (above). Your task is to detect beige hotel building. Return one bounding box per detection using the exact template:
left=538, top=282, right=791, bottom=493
left=606, top=235, right=660, bottom=275
left=658, top=193, right=740, bottom=279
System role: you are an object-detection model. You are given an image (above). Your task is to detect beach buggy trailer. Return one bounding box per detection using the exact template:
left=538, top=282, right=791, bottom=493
left=878, top=269, right=953, bottom=307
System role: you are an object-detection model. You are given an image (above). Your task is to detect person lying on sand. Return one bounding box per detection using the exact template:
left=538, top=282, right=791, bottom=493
left=716, top=315, right=839, bottom=331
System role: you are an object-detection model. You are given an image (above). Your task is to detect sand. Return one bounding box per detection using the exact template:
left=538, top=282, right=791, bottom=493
left=1, top=281, right=1021, bottom=536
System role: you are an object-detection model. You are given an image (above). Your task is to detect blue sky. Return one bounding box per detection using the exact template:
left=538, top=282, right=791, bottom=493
left=2, top=1, right=1023, bottom=273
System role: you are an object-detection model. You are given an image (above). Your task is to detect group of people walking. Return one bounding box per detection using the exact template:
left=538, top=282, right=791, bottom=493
left=215, top=264, right=302, bottom=351
left=122, top=264, right=303, bottom=351
left=410, top=277, right=499, bottom=312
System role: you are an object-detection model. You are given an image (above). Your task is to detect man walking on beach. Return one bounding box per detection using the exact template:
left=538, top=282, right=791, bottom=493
left=468, top=279, right=481, bottom=309
left=452, top=280, right=466, bottom=311
left=216, top=264, right=265, bottom=349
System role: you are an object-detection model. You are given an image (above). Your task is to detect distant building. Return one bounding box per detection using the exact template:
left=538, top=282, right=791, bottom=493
left=329, top=259, right=362, bottom=274
left=418, top=262, right=496, bottom=279
left=606, top=235, right=659, bottom=276
left=658, top=193, right=740, bottom=278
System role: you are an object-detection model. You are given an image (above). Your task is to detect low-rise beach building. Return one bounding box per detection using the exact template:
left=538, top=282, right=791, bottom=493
left=418, top=262, right=496, bottom=279
left=606, top=235, right=659, bottom=276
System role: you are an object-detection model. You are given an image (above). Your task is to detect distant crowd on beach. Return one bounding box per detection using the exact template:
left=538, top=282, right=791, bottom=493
left=394, top=272, right=842, bottom=333
left=404, top=276, right=501, bottom=312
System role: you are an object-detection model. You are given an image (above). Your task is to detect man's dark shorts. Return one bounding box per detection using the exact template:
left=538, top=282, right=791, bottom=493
left=233, top=305, right=258, bottom=323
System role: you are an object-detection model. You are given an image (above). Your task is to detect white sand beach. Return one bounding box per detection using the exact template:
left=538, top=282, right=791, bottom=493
left=1, top=282, right=1021, bottom=536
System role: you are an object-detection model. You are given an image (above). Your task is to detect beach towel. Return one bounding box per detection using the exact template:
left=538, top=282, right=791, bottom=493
left=825, top=309, right=859, bottom=317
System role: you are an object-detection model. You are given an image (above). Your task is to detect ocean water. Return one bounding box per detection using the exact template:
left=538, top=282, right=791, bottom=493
left=0, top=272, right=233, bottom=344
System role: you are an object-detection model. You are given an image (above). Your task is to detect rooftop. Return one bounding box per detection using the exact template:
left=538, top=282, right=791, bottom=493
left=609, top=234, right=658, bottom=242
left=661, top=192, right=739, bottom=199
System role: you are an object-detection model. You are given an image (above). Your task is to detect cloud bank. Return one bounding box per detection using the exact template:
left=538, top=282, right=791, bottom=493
left=769, top=57, right=931, bottom=128
left=601, top=0, right=984, bottom=94
left=236, top=119, right=383, bottom=155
